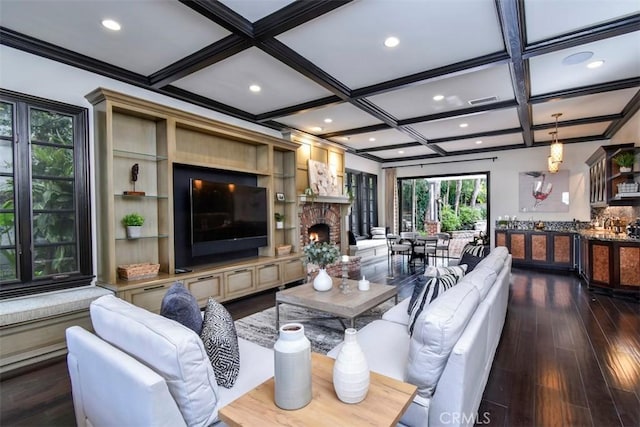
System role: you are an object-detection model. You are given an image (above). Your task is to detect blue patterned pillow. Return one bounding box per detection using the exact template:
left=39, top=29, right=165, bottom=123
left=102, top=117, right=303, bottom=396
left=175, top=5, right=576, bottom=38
left=160, top=282, right=202, bottom=334
left=200, top=297, right=240, bottom=388
left=408, top=274, right=459, bottom=336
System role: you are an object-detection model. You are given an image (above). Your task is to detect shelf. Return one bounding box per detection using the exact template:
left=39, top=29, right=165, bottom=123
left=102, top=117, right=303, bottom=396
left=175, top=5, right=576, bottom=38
left=609, top=171, right=639, bottom=180
left=275, top=200, right=297, bottom=204
left=115, top=234, right=169, bottom=241
left=113, top=149, right=168, bottom=161
left=115, top=194, right=169, bottom=199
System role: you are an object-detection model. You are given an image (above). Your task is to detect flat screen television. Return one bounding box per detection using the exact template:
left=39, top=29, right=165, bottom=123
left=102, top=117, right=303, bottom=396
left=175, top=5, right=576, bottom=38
left=190, top=178, right=268, bottom=257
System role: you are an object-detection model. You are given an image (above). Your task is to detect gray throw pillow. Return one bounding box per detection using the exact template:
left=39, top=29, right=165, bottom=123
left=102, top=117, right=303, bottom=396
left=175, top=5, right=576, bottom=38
left=408, top=274, right=459, bottom=336
left=459, top=244, right=489, bottom=272
left=200, top=297, right=240, bottom=388
left=160, top=282, right=203, bottom=334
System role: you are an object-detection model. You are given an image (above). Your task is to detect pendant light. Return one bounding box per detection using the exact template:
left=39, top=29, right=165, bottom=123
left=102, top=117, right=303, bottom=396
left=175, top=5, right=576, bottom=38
left=548, top=156, right=559, bottom=174
left=549, top=113, right=563, bottom=163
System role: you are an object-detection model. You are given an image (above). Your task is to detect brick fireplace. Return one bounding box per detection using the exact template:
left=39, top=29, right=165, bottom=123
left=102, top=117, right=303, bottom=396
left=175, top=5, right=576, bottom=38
left=298, top=195, right=352, bottom=256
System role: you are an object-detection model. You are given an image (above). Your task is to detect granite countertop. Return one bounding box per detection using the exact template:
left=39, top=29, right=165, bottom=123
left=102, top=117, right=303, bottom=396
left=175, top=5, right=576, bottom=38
left=578, top=230, right=640, bottom=242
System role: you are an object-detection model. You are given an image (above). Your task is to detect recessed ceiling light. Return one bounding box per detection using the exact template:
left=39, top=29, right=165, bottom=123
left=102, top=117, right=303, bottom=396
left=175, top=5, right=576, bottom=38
left=101, top=19, right=121, bottom=31
left=249, top=84, right=261, bottom=93
left=459, top=123, right=469, bottom=128
left=369, top=137, right=376, bottom=142
left=342, top=136, right=350, bottom=141
left=324, top=118, right=332, bottom=123
left=562, top=51, right=593, bottom=65
left=587, top=60, right=604, bottom=69
left=475, top=140, right=483, bottom=145
left=398, top=150, right=404, bottom=154
left=384, top=37, right=399, bottom=48
left=311, top=126, right=323, bottom=132
left=433, top=94, right=445, bottom=101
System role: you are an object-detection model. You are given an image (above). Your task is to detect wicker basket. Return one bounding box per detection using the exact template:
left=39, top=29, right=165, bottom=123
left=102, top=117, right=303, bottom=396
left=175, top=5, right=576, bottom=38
left=276, top=244, right=292, bottom=256
left=117, top=263, right=160, bottom=281
left=617, top=182, right=639, bottom=193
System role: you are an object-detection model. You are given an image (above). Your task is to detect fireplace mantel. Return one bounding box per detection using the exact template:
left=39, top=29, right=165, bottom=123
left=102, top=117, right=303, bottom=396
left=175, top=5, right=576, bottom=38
left=298, top=195, right=352, bottom=205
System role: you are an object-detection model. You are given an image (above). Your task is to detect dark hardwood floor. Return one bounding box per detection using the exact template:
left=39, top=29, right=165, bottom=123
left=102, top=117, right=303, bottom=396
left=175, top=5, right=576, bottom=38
left=1, top=257, right=638, bottom=427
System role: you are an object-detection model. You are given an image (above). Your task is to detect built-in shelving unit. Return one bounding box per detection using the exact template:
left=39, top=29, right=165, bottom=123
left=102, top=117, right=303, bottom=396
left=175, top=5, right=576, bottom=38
left=586, top=143, right=639, bottom=207
left=87, top=88, right=306, bottom=312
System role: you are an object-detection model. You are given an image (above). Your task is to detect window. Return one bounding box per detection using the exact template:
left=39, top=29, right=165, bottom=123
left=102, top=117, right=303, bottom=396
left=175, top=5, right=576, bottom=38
left=346, top=169, right=378, bottom=237
left=0, top=90, right=92, bottom=298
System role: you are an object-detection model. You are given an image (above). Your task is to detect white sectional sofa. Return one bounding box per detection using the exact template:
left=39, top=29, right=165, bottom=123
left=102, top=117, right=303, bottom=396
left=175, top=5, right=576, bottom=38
left=328, top=246, right=512, bottom=427
left=65, top=247, right=510, bottom=427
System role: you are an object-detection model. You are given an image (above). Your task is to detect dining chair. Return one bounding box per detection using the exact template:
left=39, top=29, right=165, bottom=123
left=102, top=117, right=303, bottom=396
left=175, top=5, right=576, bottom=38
left=435, top=232, right=451, bottom=266
left=386, top=233, right=411, bottom=275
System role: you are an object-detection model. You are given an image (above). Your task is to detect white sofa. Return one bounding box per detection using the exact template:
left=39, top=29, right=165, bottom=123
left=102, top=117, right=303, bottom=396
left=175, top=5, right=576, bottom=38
left=66, top=247, right=510, bottom=427
left=66, top=295, right=274, bottom=427
left=328, top=246, right=512, bottom=427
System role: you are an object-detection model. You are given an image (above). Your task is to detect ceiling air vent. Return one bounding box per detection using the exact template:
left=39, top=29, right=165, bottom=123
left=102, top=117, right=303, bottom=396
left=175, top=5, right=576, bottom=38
left=468, top=96, right=499, bottom=106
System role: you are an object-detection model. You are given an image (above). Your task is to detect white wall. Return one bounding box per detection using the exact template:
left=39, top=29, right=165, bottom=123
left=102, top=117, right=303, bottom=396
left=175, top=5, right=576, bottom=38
left=610, top=109, right=640, bottom=145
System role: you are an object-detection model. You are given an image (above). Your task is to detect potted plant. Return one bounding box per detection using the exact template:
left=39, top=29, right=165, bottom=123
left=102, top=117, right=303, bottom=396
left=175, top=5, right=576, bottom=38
left=274, top=212, right=285, bottom=229
left=303, top=241, right=340, bottom=291
left=613, top=152, right=635, bottom=172
left=122, top=213, right=144, bottom=239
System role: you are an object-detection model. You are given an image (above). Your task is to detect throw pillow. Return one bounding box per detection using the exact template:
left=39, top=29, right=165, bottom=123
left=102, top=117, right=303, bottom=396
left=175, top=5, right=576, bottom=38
left=200, top=297, right=241, bottom=388
left=459, top=244, right=489, bottom=272
left=160, top=282, right=203, bottom=335
left=409, top=265, right=468, bottom=314
left=408, top=274, right=459, bottom=336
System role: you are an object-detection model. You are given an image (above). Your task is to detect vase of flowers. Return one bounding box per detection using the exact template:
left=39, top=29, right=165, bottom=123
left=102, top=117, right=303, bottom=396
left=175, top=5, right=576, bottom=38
left=303, top=241, right=340, bottom=291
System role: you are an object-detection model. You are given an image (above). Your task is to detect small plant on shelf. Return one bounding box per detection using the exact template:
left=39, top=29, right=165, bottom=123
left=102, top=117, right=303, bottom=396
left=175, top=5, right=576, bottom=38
left=613, top=152, right=635, bottom=171
left=274, top=212, right=285, bottom=229
left=122, top=213, right=144, bottom=239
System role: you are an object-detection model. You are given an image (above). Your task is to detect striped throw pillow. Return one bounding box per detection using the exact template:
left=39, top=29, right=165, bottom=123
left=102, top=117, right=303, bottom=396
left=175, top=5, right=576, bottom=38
left=408, top=265, right=468, bottom=314
left=408, top=274, right=459, bottom=336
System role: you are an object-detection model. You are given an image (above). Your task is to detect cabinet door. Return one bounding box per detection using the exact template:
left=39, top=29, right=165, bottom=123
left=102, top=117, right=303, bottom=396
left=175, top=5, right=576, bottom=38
left=495, top=231, right=507, bottom=247
left=530, top=233, right=549, bottom=263
left=224, top=268, right=255, bottom=298
left=124, top=281, right=173, bottom=313
left=508, top=232, right=526, bottom=261
left=185, top=274, right=223, bottom=307
left=282, top=258, right=305, bottom=283
left=256, top=263, right=281, bottom=289
left=590, top=242, right=612, bottom=287
left=552, top=234, right=573, bottom=267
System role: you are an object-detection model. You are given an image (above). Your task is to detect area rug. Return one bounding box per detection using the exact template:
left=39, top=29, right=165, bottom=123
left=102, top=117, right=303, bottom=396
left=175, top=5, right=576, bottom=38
left=234, top=298, right=400, bottom=354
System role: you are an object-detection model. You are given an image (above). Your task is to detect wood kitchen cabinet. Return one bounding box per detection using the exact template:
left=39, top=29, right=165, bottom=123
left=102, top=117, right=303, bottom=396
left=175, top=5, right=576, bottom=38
left=586, top=143, right=639, bottom=207
left=496, top=230, right=576, bottom=271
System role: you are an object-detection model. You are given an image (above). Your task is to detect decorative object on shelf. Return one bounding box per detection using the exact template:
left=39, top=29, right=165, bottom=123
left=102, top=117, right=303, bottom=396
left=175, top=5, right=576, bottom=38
left=122, top=213, right=144, bottom=239
left=276, top=192, right=285, bottom=202
left=549, top=113, right=563, bottom=164
left=303, top=241, right=339, bottom=291
left=273, top=323, right=312, bottom=410
left=617, top=182, right=639, bottom=193
left=333, top=328, right=370, bottom=404
left=276, top=244, right=292, bottom=256
left=613, top=151, right=635, bottom=173
left=117, top=262, right=160, bottom=281
left=123, top=163, right=146, bottom=196
left=274, top=212, right=285, bottom=229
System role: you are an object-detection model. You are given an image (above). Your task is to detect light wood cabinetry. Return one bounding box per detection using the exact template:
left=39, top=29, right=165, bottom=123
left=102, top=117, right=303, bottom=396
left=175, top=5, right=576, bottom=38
left=586, top=143, right=639, bottom=206
left=87, top=88, right=306, bottom=312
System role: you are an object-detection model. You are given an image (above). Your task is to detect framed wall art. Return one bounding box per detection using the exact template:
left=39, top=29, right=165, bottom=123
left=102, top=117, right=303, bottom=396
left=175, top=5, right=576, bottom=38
left=518, top=170, right=570, bottom=213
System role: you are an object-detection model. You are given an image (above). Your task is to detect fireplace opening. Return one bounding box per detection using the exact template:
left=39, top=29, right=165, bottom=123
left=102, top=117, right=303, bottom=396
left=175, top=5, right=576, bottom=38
left=308, top=223, right=330, bottom=244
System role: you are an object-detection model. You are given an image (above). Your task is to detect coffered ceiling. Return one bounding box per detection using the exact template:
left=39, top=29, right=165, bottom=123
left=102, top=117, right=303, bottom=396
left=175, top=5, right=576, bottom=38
left=1, top=0, right=638, bottom=163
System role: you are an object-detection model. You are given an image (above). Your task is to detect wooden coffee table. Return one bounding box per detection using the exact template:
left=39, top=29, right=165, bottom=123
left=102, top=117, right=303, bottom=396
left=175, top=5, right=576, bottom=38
left=219, top=352, right=417, bottom=427
left=275, top=278, right=397, bottom=330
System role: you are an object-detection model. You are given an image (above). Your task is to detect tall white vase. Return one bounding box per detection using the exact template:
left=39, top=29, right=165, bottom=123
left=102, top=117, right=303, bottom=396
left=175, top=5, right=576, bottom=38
left=273, top=323, right=312, bottom=410
left=333, top=328, right=370, bottom=404
left=313, top=268, right=333, bottom=291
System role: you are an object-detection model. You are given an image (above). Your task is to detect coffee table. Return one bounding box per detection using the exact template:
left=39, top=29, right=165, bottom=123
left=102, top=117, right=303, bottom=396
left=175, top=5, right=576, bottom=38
left=219, top=352, right=417, bottom=427
left=275, top=278, right=397, bottom=330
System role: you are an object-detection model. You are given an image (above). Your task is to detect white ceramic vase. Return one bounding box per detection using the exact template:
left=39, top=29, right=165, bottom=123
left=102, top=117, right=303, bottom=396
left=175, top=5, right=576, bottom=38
left=273, top=323, right=312, bottom=410
left=333, top=328, right=370, bottom=404
left=313, top=268, right=333, bottom=291
left=620, top=166, right=632, bottom=173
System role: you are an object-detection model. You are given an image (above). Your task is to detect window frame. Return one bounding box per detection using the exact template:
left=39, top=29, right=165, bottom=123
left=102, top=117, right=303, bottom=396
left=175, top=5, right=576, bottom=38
left=346, top=169, right=378, bottom=238
left=0, top=89, right=93, bottom=299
